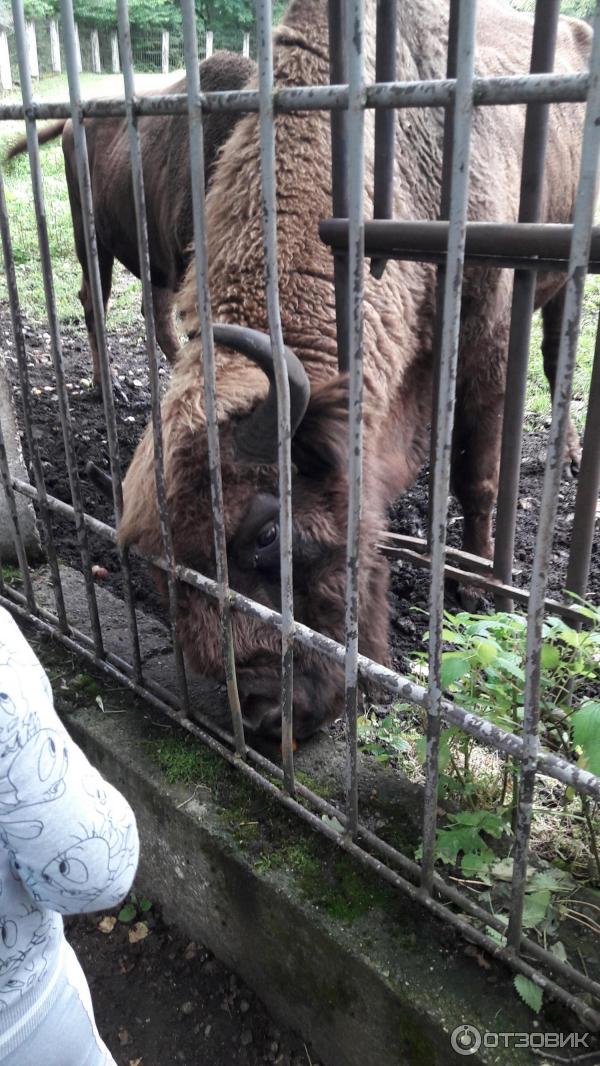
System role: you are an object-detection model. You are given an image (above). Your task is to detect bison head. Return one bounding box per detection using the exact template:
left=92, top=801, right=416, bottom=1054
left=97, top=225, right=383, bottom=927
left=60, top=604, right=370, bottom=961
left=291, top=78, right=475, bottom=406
left=119, top=325, right=390, bottom=741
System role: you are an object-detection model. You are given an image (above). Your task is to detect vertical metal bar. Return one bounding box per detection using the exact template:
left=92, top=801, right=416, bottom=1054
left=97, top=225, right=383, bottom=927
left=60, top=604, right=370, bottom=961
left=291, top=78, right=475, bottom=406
left=328, top=0, right=350, bottom=372
left=343, top=0, right=366, bottom=837
left=179, top=0, right=246, bottom=758
left=0, top=421, right=35, bottom=612
left=427, top=0, right=460, bottom=547
left=370, top=0, right=397, bottom=279
left=493, top=0, right=561, bottom=609
left=11, top=0, right=104, bottom=656
left=116, top=0, right=189, bottom=713
left=60, top=0, right=142, bottom=684
left=256, top=0, right=295, bottom=792
left=420, top=0, right=477, bottom=895
left=0, top=166, right=68, bottom=632
left=565, top=311, right=600, bottom=599
left=508, top=0, right=600, bottom=951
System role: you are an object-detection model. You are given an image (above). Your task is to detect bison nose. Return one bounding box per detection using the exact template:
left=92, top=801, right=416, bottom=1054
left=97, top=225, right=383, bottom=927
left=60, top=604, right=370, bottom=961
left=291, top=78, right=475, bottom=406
left=239, top=694, right=283, bottom=738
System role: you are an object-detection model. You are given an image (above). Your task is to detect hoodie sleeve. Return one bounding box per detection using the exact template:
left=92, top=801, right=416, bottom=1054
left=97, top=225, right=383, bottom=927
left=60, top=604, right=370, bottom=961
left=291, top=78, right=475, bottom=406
left=0, top=607, right=140, bottom=914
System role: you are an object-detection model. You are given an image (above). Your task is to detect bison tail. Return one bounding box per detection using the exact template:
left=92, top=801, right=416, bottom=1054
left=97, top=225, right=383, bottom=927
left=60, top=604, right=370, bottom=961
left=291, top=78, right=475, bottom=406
left=4, top=119, right=67, bottom=163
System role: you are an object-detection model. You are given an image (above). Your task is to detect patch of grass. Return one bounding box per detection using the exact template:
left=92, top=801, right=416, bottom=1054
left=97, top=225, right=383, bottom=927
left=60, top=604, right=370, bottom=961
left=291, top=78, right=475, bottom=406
left=1, top=564, right=22, bottom=585
left=0, top=72, right=152, bottom=336
left=146, top=733, right=223, bottom=788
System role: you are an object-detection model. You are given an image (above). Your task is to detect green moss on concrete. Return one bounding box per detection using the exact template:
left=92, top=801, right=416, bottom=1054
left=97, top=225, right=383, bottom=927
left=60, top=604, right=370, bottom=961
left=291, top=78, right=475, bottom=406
left=148, top=734, right=223, bottom=787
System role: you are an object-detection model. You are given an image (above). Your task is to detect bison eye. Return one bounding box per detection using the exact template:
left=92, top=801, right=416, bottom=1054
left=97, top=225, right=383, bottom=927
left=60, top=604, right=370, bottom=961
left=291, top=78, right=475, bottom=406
left=256, top=521, right=278, bottom=550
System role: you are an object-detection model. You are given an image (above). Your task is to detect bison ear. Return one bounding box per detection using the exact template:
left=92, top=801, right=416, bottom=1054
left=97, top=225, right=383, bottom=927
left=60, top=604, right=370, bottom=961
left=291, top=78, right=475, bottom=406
left=291, top=375, right=349, bottom=479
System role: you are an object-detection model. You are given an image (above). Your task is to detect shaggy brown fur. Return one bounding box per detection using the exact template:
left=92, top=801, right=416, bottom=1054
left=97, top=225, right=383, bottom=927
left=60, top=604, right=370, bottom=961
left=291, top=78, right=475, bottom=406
left=119, top=0, right=591, bottom=740
left=6, top=52, right=255, bottom=389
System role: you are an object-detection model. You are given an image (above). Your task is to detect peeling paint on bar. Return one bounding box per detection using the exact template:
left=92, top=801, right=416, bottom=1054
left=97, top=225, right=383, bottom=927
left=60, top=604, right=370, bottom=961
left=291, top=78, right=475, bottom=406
left=116, top=0, right=189, bottom=713
left=60, top=0, right=142, bottom=684
left=508, top=0, right=600, bottom=952
left=180, top=0, right=246, bottom=757
left=420, top=0, right=476, bottom=897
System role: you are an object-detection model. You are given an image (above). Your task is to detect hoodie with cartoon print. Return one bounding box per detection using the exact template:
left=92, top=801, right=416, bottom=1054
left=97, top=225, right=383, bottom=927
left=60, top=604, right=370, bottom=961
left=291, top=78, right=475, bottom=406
left=0, top=606, right=139, bottom=1046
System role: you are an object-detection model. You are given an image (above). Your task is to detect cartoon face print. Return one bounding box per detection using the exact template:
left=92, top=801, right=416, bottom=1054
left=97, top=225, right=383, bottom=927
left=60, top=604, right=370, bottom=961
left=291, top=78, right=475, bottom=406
left=0, top=730, right=68, bottom=814
left=0, top=906, right=50, bottom=980
left=41, top=836, right=110, bottom=907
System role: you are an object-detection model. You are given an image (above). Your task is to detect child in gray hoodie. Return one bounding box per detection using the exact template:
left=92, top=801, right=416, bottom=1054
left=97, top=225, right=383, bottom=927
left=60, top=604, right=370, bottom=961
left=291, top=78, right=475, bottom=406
left=0, top=607, right=139, bottom=1064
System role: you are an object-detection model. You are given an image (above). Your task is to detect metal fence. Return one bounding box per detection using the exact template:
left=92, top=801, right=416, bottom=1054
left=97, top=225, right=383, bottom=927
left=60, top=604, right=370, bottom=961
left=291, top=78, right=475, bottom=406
left=0, top=0, right=600, bottom=1030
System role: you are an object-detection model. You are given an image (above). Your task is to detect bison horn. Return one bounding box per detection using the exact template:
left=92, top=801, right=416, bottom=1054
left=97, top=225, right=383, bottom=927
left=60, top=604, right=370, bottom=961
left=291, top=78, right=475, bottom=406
left=213, top=324, right=310, bottom=464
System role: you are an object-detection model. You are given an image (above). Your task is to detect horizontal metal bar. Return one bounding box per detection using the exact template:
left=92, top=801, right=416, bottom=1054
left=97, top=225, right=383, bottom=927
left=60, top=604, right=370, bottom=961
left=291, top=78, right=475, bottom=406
left=320, top=220, right=600, bottom=272
left=378, top=541, right=589, bottom=625
left=11, top=477, right=600, bottom=802
left=2, top=584, right=598, bottom=1029
left=0, top=70, right=591, bottom=126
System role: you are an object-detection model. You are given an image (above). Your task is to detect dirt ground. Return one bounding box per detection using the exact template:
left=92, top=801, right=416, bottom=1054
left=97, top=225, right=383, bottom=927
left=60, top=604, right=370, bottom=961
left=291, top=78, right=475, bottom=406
left=66, top=904, right=316, bottom=1066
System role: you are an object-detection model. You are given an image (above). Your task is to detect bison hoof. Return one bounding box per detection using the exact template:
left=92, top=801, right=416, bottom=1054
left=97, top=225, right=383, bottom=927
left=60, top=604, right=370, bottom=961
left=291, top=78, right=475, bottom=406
left=455, top=582, right=488, bottom=614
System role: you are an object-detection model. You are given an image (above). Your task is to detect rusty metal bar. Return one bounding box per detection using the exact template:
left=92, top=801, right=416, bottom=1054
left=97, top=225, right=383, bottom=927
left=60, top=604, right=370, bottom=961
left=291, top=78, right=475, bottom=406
left=319, top=218, right=600, bottom=271
left=508, top=0, right=600, bottom=952
left=370, top=0, right=397, bottom=279
left=328, top=0, right=349, bottom=372
left=0, top=166, right=68, bottom=632
left=343, top=0, right=367, bottom=837
left=377, top=541, right=591, bottom=625
left=179, top=0, right=246, bottom=757
left=427, top=0, right=459, bottom=552
left=60, top=0, right=143, bottom=684
left=0, top=71, right=593, bottom=126
left=11, top=0, right=104, bottom=657
left=565, top=310, right=600, bottom=599
left=11, top=475, right=600, bottom=803
left=116, top=0, right=189, bottom=713
left=494, top=0, right=561, bottom=611
left=420, top=0, right=476, bottom=897
left=255, top=0, right=296, bottom=792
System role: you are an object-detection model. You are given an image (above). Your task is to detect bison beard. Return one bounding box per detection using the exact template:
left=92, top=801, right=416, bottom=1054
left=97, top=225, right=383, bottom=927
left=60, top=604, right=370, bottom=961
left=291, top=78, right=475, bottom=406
left=119, top=0, right=592, bottom=741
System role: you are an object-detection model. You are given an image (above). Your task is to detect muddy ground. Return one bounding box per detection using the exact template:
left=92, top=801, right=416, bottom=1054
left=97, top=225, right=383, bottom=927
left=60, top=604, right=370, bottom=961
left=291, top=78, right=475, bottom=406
left=4, top=310, right=598, bottom=675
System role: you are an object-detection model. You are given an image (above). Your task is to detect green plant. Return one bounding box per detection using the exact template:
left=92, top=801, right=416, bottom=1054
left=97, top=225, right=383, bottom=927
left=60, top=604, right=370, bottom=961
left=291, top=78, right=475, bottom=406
left=118, top=891, right=152, bottom=924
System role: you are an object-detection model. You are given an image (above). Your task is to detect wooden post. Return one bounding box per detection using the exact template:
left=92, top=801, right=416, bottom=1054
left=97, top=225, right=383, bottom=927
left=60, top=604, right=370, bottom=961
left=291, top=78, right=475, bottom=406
left=90, top=27, right=101, bottom=73
left=161, top=29, right=169, bottom=75
left=26, top=21, right=39, bottom=79
left=205, top=30, right=213, bottom=58
left=242, top=32, right=250, bottom=58
left=49, top=18, right=61, bottom=73
left=0, top=31, right=12, bottom=91
left=111, top=30, right=119, bottom=73
left=74, top=23, right=82, bottom=72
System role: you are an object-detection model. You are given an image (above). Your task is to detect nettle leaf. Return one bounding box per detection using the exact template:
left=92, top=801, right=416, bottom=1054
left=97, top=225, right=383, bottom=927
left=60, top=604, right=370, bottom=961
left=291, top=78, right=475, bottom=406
left=440, top=653, right=471, bottom=691
left=461, top=849, right=495, bottom=876
left=550, top=941, right=568, bottom=963
left=540, top=643, right=561, bottom=671
left=514, top=975, right=543, bottom=1014
left=473, top=639, right=500, bottom=666
left=572, top=702, right=600, bottom=777
left=528, top=869, right=575, bottom=894
left=522, top=889, right=551, bottom=930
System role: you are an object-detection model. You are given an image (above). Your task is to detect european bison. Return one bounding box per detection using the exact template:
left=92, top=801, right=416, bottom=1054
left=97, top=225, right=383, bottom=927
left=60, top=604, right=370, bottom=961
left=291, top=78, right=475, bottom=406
left=6, top=51, right=255, bottom=390
left=119, top=0, right=591, bottom=740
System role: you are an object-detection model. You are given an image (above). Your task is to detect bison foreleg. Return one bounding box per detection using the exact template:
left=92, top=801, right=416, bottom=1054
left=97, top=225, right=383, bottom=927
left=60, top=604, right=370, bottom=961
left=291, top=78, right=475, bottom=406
left=152, top=286, right=181, bottom=365
left=541, top=287, right=581, bottom=478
